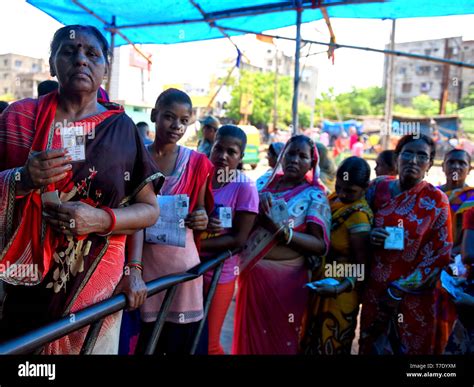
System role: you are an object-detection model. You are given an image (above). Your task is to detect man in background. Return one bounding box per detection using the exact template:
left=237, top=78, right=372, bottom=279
left=197, top=115, right=220, bottom=158
left=136, top=121, right=153, bottom=145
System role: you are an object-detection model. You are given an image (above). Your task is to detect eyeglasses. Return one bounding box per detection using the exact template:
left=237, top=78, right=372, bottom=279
left=399, top=151, right=430, bottom=163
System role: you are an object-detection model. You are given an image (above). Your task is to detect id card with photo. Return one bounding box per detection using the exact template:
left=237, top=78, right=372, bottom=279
left=219, top=207, right=232, bottom=228
left=384, top=226, right=404, bottom=250
left=270, top=199, right=289, bottom=227
left=61, top=126, right=86, bottom=162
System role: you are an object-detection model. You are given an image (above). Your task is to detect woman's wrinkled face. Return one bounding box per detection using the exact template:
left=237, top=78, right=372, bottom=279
left=397, top=139, right=433, bottom=183
left=283, top=140, right=313, bottom=181
left=50, top=30, right=107, bottom=94
left=335, top=177, right=365, bottom=204
left=210, top=136, right=243, bottom=172
left=151, top=102, right=192, bottom=144
left=442, top=151, right=471, bottom=185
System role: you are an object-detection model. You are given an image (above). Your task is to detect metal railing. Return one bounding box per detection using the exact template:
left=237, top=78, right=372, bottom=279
left=0, top=249, right=237, bottom=355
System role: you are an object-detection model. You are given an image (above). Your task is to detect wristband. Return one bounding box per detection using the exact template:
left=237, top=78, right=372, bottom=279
left=97, top=206, right=116, bottom=236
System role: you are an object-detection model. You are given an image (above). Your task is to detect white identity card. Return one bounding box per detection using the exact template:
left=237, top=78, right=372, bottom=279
left=61, top=126, right=86, bottom=162
left=219, top=207, right=232, bottom=228
left=145, top=194, right=189, bottom=247
left=270, top=199, right=289, bottom=227
left=384, top=226, right=404, bottom=250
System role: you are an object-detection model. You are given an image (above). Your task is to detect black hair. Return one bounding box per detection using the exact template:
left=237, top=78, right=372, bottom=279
left=50, top=25, right=111, bottom=65
left=155, top=88, right=192, bottom=111
left=337, top=156, right=371, bottom=188
left=37, top=80, right=59, bottom=97
left=136, top=121, right=149, bottom=138
left=444, top=148, right=472, bottom=166
left=0, top=101, right=9, bottom=114
left=394, top=134, right=436, bottom=161
left=288, top=135, right=316, bottom=166
left=378, top=150, right=397, bottom=171
left=215, top=125, right=247, bottom=153
left=268, top=142, right=284, bottom=158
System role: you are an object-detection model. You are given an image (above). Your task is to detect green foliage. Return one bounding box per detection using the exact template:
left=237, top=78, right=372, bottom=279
left=315, top=86, right=385, bottom=120
left=227, top=70, right=295, bottom=128
left=460, top=85, right=474, bottom=109
left=393, top=95, right=457, bottom=116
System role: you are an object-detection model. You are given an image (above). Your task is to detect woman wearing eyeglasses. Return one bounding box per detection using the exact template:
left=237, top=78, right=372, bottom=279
left=359, top=134, right=453, bottom=355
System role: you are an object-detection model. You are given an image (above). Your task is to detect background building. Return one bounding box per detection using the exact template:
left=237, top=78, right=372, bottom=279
left=0, top=53, right=51, bottom=100
left=383, top=37, right=474, bottom=106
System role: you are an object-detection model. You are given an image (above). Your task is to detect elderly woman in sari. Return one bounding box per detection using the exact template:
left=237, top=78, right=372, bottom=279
left=0, top=25, right=162, bottom=354
left=232, top=135, right=331, bottom=355
left=360, top=134, right=452, bottom=355
left=439, top=149, right=473, bottom=255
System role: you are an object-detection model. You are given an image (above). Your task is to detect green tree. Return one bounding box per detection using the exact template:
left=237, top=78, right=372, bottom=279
left=393, top=95, right=457, bottom=116
left=460, top=85, right=474, bottom=108
left=227, top=70, right=294, bottom=128
left=316, top=86, right=385, bottom=120
left=411, top=94, right=439, bottom=116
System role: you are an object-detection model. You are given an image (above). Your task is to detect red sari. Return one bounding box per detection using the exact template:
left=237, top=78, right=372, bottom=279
left=360, top=177, right=453, bottom=354
left=0, top=92, right=163, bottom=353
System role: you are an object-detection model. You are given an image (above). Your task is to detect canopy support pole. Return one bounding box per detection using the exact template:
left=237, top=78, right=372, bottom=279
left=382, top=19, right=396, bottom=150
left=106, top=16, right=116, bottom=95
left=292, top=0, right=303, bottom=135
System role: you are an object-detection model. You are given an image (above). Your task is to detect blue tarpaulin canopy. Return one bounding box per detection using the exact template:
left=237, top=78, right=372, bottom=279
left=322, top=119, right=363, bottom=136
left=26, top=0, right=474, bottom=45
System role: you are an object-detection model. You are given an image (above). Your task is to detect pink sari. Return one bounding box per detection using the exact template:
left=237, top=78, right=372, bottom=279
left=141, top=146, right=214, bottom=324
left=232, top=140, right=331, bottom=354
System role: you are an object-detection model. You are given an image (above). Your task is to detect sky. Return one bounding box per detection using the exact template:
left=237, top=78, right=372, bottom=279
left=1, top=0, right=474, bottom=96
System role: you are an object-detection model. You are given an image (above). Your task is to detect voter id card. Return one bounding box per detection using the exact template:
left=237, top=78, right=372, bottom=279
left=270, top=199, right=289, bottom=227
left=219, top=207, right=232, bottom=228
left=61, top=126, right=86, bottom=162
left=384, top=226, right=404, bottom=250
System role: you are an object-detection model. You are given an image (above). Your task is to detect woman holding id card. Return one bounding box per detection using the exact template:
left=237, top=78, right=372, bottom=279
left=232, top=135, right=331, bottom=355
left=360, top=134, right=453, bottom=355
left=0, top=26, right=163, bottom=354
left=200, top=125, right=259, bottom=355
